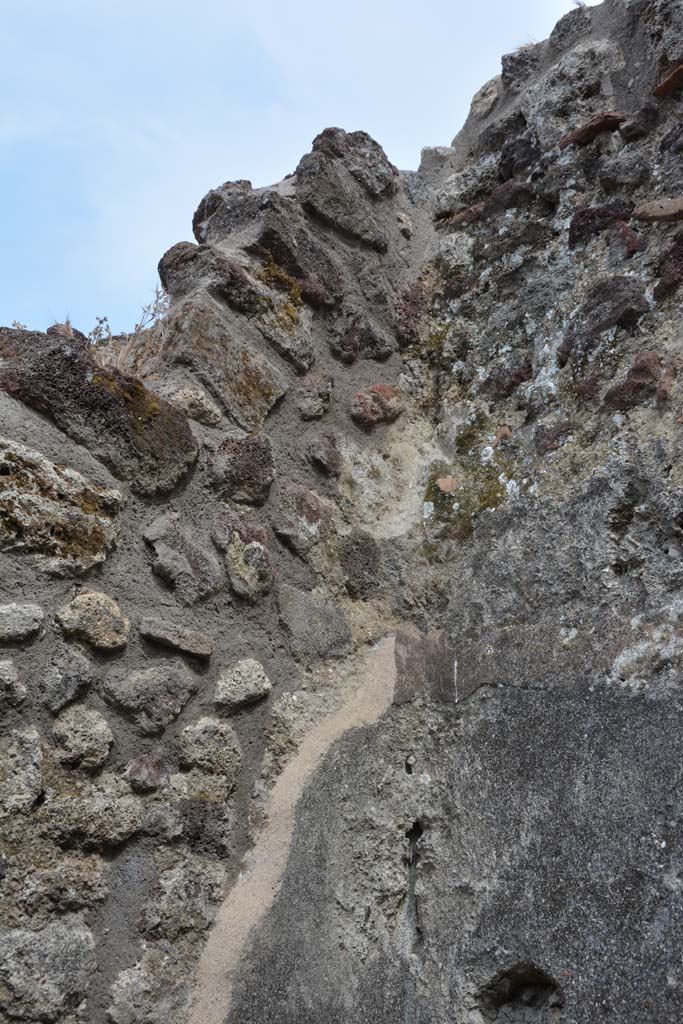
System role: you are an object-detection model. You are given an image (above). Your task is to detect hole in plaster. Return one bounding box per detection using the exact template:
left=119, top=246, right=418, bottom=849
left=478, top=962, right=565, bottom=1022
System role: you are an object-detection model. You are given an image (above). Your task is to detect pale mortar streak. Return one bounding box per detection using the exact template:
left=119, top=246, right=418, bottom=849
left=188, top=635, right=397, bottom=1024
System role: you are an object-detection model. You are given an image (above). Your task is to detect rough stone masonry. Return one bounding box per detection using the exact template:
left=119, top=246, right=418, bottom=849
left=2, top=1, right=683, bottom=1021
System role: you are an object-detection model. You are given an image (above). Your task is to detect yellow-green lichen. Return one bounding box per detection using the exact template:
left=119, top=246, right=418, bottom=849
left=423, top=460, right=509, bottom=543
left=275, top=301, right=301, bottom=334
left=454, top=409, right=491, bottom=455
left=261, top=258, right=303, bottom=306
left=91, top=373, right=162, bottom=430
left=234, top=350, right=275, bottom=408
left=0, top=449, right=118, bottom=561
left=422, top=413, right=519, bottom=549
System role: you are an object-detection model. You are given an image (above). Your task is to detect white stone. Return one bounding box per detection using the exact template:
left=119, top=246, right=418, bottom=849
left=214, top=658, right=272, bottom=712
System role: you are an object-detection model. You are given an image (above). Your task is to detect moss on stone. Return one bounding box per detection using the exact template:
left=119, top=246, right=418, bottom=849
left=91, top=374, right=162, bottom=431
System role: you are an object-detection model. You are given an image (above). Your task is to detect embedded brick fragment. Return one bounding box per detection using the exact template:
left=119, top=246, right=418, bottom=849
left=569, top=202, right=631, bottom=248
left=350, top=385, right=403, bottom=428
left=653, top=63, right=683, bottom=98
left=603, top=351, right=661, bottom=410
left=559, top=111, right=626, bottom=149
left=125, top=753, right=169, bottom=793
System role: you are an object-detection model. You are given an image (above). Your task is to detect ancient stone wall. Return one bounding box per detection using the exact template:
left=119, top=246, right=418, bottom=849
left=2, top=2, right=683, bottom=1021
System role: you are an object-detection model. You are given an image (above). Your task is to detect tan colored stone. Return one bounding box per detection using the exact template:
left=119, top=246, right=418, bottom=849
left=469, top=76, right=500, bottom=120
left=0, top=436, right=123, bottom=576
left=56, top=592, right=129, bottom=651
left=633, top=198, right=683, bottom=222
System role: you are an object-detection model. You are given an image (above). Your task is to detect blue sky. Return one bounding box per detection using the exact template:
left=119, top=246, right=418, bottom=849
left=2, top=0, right=597, bottom=334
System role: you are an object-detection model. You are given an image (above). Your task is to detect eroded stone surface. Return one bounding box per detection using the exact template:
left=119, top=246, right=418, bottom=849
left=295, top=128, right=399, bottom=251
left=139, top=618, right=214, bottom=659
left=140, top=854, right=226, bottom=940
left=44, top=787, right=144, bottom=849
left=103, top=663, right=198, bottom=735
left=178, top=717, right=242, bottom=787
left=0, top=659, right=25, bottom=708
left=144, top=512, right=224, bottom=606
left=107, top=945, right=194, bottom=1024
left=278, top=584, right=351, bottom=660
left=136, top=290, right=288, bottom=432
left=52, top=705, right=114, bottom=770
left=0, top=727, right=43, bottom=814
left=0, top=329, right=198, bottom=496
left=208, top=434, right=275, bottom=505
left=307, top=432, right=342, bottom=477
left=0, top=603, right=43, bottom=644
left=19, top=853, right=109, bottom=917
left=213, top=509, right=275, bottom=603
left=270, top=481, right=329, bottom=556
left=214, top=659, right=272, bottom=712
left=0, top=436, right=123, bottom=575
left=154, top=378, right=223, bottom=426
left=0, top=920, right=96, bottom=1022
left=338, top=531, right=381, bottom=600
left=296, top=375, right=334, bottom=420
left=42, top=645, right=96, bottom=713
left=56, top=592, right=129, bottom=651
